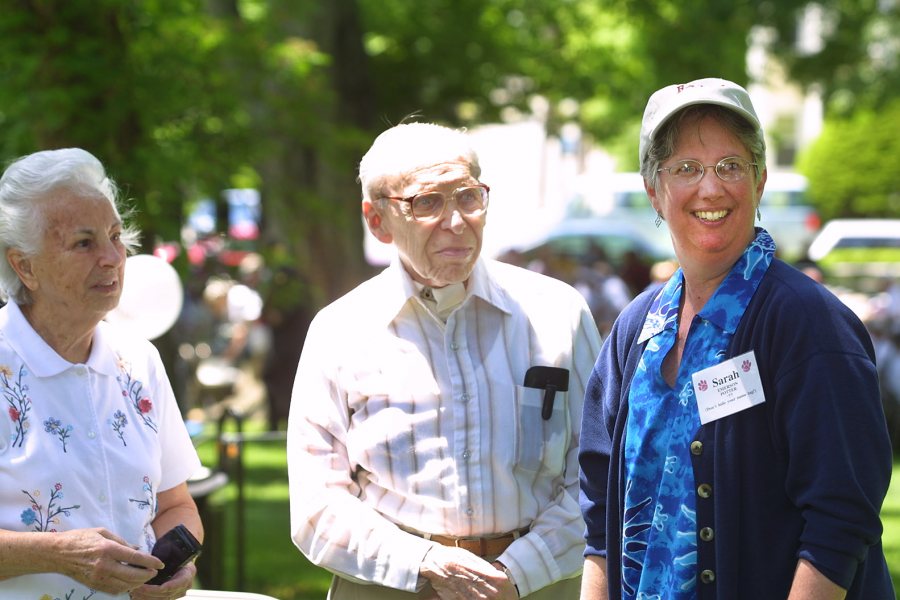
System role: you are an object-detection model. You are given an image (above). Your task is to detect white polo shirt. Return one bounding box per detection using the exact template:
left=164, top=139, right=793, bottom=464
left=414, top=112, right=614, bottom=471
left=0, top=301, right=200, bottom=599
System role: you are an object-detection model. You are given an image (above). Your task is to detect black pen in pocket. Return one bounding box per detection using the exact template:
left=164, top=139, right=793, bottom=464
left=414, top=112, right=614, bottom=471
left=523, top=366, right=569, bottom=420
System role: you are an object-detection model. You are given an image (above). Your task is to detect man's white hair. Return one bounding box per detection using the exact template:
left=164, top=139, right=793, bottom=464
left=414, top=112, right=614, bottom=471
left=358, top=122, right=481, bottom=203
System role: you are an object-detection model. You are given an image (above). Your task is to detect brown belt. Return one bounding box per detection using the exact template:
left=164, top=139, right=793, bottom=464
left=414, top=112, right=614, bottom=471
left=410, top=527, right=530, bottom=558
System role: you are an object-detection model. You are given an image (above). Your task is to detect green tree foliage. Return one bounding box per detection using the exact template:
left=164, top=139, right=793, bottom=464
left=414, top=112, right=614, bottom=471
left=762, top=0, right=900, bottom=116
left=798, top=99, right=900, bottom=220
left=355, top=0, right=760, bottom=173
left=0, top=1, right=253, bottom=245
left=0, top=0, right=373, bottom=302
left=0, top=0, right=896, bottom=309
left=759, top=0, right=900, bottom=221
left=225, top=0, right=378, bottom=301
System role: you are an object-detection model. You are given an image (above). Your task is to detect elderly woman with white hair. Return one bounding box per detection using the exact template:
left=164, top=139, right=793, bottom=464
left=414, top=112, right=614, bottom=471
left=0, top=148, right=203, bottom=600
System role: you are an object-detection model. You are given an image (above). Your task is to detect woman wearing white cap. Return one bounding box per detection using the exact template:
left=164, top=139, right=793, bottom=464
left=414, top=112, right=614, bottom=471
left=578, top=79, right=893, bottom=599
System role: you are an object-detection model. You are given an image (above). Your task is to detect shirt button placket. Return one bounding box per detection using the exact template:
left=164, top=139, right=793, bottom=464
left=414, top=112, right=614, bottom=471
left=696, top=483, right=712, bottom=499
left=692, top=438, right=716, bottom=589
left=690, top=440, right=703, bottom=456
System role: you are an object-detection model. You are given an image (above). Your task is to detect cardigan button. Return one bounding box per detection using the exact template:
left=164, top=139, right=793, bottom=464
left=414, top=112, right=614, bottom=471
left=690, top=440, right=703, bottom=455
left=699, top=527, right=714, bottom=542
left=697, top=483, right=712, bottom=498
left=700, top=569, right=716, bottom=584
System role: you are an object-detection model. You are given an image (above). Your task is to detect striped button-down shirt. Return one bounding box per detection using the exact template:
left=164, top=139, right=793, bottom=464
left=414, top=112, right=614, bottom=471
left=287, top=257, right=602, bottom=596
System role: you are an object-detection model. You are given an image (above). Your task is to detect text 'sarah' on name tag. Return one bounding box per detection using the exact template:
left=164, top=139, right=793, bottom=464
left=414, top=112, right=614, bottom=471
left=691, top=350, right=766, bottom=425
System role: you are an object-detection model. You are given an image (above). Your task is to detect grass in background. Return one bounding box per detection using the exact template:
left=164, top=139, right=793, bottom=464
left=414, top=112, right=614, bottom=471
left=884, top=459, right=900, bottom=595
left=194, top=420, right=331, bottom=599
left=194, top=420, right=900, bottom=599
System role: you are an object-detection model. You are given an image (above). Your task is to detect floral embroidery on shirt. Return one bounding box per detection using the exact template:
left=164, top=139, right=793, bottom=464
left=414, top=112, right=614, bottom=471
left=39, top=589, right=96, bottom=600
left=110, top=410, right=128, bottom=446
left=20, top=483, right=81, bottom=532
left=2, top=364, right=31, bottom=447
left=128, top=475, right=157, bottom=514
left=117, top=360, right=158, bottom=433
left=43, top=417, right=74, bottom=453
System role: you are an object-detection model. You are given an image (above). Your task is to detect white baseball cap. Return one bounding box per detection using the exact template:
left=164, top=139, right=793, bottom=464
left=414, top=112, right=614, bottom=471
left=639, top=78, right=761, bottom=167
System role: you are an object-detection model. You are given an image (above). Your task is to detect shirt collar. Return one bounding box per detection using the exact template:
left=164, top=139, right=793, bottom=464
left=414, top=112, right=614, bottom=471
left=0, top=301, right=121, bottom=378
left=373, top=257, right=512, bottom=326
left=415, top=281, right=467, bottom=322
left=466, top=259, right=515, bottom=315
left=700, top=227, right=774, bottom=333
left=638, top=272, right=683, bottom=344
left=638, top=228, right=775, bottom=342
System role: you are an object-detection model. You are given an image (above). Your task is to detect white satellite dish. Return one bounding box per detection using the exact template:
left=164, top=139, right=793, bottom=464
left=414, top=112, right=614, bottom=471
left=105, top=254, right=184, bottom=340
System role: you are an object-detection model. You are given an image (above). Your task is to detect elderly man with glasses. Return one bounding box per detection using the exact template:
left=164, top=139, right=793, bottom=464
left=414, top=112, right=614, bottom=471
left=287, top=122, right=602, bottom=599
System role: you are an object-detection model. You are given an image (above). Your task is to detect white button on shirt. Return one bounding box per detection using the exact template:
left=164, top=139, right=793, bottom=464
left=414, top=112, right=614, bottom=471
left=287, top=258, right=603, bottom=597
left=0, top=302, right=201, bottom=599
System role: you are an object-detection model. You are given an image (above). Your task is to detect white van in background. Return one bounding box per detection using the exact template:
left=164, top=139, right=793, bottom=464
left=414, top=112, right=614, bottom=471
left=758, top=171, right=821, bottom=261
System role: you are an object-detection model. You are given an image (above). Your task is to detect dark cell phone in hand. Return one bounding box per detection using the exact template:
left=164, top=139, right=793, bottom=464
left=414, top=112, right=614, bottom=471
left=147, top=524, right=202, bottom=585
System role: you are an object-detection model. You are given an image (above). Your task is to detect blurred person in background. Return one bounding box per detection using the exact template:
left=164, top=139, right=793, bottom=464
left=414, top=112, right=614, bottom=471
left=571, top=246, right=631, bottom=339
left=260, top=244, right=313, bottom=431
left=578, top=79, right=894, bottom=600
left=0, top=148, right=202, bottom=599
left=644, top=258, right=679, bottom=295
left=793, top=259, right=825, bottom=284
left=618, top=250, right=652, bottom=297
left=234, top=252, right=272, bottom=377
left=202, top=272, right=265, bottom=369
left=287, top=122, right=602, bottom=599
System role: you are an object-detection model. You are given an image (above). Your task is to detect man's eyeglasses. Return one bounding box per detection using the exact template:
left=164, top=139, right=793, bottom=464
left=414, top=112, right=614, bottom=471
left=383, top=183, right=490, bottom=222
left=657, top=156, right=758, bottom=186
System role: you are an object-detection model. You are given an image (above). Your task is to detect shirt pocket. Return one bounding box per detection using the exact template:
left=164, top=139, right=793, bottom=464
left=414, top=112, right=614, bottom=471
left=513, top=385, right=569, bottom=473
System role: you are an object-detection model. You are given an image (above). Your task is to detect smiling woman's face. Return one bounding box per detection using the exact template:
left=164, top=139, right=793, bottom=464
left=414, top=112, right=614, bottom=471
left=647, top=114, right=766, bottom=273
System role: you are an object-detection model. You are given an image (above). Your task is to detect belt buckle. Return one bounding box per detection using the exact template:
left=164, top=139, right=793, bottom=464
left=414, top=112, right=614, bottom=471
left=451, top=536, right=486, bottom=557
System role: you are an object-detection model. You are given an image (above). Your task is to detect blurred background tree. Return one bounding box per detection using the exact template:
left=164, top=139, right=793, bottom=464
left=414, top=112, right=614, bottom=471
left=0, top=0, right=251, bottom=248
left=799, top=99, right=900, bottom=221
left=1, top=2, right=897, bottom=597
left=0, top=0, right=896, bottom=306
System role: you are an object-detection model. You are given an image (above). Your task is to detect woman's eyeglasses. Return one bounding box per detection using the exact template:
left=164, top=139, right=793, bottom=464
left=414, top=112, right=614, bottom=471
left=657, top=156, right=757, bottom=186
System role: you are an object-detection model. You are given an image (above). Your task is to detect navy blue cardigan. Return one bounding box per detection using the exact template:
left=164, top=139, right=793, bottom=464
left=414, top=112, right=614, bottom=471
left=579, top=259, right=895, bottom=599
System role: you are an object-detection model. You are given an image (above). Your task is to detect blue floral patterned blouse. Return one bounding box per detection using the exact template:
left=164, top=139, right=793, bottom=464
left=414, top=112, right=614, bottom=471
left=621, top=229, right=775, bottom=599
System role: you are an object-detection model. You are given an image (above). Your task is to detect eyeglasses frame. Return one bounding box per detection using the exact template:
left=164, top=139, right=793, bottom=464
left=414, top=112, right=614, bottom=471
left=382, top=183, right=490, bottom=222
left=657, top=156, right=759, bottom=185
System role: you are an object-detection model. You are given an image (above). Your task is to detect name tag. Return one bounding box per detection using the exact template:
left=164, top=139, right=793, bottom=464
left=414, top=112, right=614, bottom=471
left=692, top=350, right=765, bottom=424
